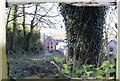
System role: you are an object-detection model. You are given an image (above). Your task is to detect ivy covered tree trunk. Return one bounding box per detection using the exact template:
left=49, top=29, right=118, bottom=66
left=11, top=5, right=18, bottom=50
left=59, top=3, right=108, bottom=65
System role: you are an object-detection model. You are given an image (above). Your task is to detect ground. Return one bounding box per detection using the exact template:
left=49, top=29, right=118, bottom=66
left=7, top=50, right=66, bottom=79
left=7, top=50, right=116, bottom=79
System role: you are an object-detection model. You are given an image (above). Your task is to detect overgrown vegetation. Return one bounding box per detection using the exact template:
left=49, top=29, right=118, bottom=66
left=53, top=57, right=116, bottom=79
left=8, top=53, right=115, bottom=79
left=6, top=5, right=44, bottom=53
left=6, top=24, right=43, bottom=53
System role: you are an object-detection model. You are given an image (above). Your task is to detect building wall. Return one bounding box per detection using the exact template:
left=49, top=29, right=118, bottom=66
left=44, top=37, right=56, bottom=52
left=108, top=41, right=117, bottom=57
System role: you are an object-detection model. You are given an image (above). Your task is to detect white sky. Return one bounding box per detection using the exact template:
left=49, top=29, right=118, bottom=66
left=104, top=5, right=117, bottom=41
left=6, top=2, right=117, bottom=41
left=24, top=3, right=66, bottom=31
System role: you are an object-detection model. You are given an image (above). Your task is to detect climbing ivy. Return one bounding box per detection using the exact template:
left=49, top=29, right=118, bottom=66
left=59, top=3, right=108, bottom=65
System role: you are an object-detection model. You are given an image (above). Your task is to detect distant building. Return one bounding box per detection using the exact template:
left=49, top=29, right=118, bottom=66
left=56, top=40, right=65, bottom=45
left=40, top=29, right=68, bottom=55
left=44, top=36, right=56, bottom=52
left=56, top=42, right=67, bottom=55
left=108, top=39, right=117, bottom=58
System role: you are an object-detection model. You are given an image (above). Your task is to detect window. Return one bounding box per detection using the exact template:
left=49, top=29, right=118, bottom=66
left=47, top=46, right=49, bottom=51
left=109, top=48, right=113, bottom=52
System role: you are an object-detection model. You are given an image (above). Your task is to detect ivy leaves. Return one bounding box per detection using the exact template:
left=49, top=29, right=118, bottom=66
left=59, top=3, right=108, bottom=65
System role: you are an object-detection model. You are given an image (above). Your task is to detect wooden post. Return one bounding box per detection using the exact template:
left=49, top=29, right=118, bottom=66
left=0, top=0, right=8, bottom=80
left=117, top=1, right=120, bottom=79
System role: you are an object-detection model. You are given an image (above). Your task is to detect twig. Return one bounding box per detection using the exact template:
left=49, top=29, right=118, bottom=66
left=50, top=61, right=71, bottom=79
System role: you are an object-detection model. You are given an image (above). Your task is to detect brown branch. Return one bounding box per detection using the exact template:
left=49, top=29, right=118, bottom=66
left=50, top=61, right=71, bottom=79
left=8, top=15, right=23, bottom=23
left=30, top=4, right=38, bottom=29
left=6, top=7, right=12, bottom=29
left=27, top=12, right=59, bottom=17
left=33, top=4, right=56, bottom=28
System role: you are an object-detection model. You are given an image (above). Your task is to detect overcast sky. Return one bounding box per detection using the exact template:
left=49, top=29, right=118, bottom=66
left=6, top=2, right=117, bottom=41
left=24, top=3, right=66, bottom=31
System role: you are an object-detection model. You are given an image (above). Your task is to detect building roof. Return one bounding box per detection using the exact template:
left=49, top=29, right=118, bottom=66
left=108, top=39, right=117, bottom=45
left=41, top=28, right=66, bottom=40
left=45, top=36, right=56, bottom=42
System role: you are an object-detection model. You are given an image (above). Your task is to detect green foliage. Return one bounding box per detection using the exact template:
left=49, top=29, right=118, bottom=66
left=52, top=57, right=115, bottom=79
left=29, top=29, right=43, bottom=52
left=7, top=22, right=43, bottom=52
left=62, top=64, right=71, bottom=74
left=53, top=57, right=62, bottom=64
left=81, top=65, right=94, bottom=78
left=95, top=61, right=116, bottom=79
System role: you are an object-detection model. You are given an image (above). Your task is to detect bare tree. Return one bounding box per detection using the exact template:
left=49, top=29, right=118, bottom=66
left=6, top=7, right=12, bottom=29
left=6, top=3, right=61, bottom=51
